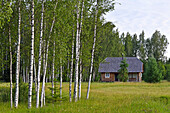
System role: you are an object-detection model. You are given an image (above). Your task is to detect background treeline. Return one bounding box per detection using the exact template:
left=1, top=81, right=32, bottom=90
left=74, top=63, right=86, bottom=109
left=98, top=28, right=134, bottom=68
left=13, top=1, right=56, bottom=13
left=0, top=1, right=169, bottom=83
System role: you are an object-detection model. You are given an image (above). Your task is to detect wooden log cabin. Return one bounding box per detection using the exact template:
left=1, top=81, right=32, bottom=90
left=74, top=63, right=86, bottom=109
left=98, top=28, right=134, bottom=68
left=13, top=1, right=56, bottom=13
left=98, top=57, right=143, bottom=82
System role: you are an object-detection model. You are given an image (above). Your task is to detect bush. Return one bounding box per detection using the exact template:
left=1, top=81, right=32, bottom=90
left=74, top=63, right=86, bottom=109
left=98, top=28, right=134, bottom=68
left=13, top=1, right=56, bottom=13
left=0, top=87, right=10, bottom=102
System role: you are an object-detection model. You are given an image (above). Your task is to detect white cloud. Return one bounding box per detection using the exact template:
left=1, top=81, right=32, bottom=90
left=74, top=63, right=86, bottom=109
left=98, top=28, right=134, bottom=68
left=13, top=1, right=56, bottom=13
left=105, top=0, right=170, bottom=58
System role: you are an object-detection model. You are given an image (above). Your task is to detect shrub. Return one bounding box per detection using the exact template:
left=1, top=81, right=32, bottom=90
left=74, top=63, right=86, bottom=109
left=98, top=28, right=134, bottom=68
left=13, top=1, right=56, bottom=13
left=0, top=87, right=10, bottom=102
left=144, top=57, right=162, bottom=83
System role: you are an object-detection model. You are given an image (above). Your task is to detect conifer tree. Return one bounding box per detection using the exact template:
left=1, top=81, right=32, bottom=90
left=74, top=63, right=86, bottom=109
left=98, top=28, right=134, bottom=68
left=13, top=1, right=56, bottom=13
left=118, top=57, right=129, bottom=82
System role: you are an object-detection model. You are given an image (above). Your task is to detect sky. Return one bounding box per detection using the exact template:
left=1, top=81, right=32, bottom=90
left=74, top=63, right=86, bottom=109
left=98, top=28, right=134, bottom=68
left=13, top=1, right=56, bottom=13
left=105, top=0, right=170, bottom=58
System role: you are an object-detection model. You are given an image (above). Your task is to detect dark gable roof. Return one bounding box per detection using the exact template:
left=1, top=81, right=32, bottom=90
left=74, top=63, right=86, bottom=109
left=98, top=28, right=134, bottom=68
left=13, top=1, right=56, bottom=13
left=98, top=57, right=143, bottom=73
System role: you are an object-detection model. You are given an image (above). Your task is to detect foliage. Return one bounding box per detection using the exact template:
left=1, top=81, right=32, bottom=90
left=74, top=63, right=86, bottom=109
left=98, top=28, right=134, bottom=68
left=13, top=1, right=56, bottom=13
left=144, top=57, right=162, bottom=83
left=0, top=1, right=13, bottom=28
left=158, top=61, right=166, bottom=79
left=165, top=64, right=170, bottom=81
left=0, top=87, right=10, bottom=102
left=118, top=58, right=129, bottom=82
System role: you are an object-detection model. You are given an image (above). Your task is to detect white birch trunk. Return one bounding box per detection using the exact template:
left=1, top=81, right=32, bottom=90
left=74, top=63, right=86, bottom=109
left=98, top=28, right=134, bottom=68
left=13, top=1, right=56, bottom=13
left=60, top=63, right=62, bottom=99
left=26, top=65, right=28, bottom=83
left=52, top=41, right=55, bottom=96
left=43, top=88, right=45, bottom=106
left=86, top=4, right=98, bottom=99
left=78, top=56, right=82, bottom=99
left=34, top=57, right=37, bottom=92
left=78, top=0, right=84, bottom=100
left=28, top=0, right=34, bottom=108
left=40, top=40, right=46, bottom=107
left=74, top=0, right=80, bottom=102
left=40, top=1, right=58, bottom=107
left=9, top=24, right=13, bottom=108
left=36, top=0, right=44, bottom=106
left=14, top=0, right=21, bottom=108
left=69, top=18, right=75, bottom=102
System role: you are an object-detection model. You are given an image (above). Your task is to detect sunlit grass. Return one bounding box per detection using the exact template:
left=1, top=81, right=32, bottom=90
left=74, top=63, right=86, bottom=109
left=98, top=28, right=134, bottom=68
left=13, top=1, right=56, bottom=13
left=0, top=81, right=170, bottom=112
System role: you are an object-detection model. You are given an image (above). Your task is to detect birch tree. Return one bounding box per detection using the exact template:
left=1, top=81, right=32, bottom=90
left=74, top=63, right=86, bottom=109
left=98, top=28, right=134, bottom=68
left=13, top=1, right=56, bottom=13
left=40, top=1, right=58, bottom=107
left=9, top=24, right=13, bottom=108
left=36, top=0, right=44, bottom=108
left=74, top=0, right=80, bottom=102
left=78, top=0, right=84, bottom=100
left=14, top=0, right=21, bottom=108
left=87, top=2, right=98, bottom=99
left=52, top=40, right=55, bottom=97
left=28, top=0, right=34, bottom=108
left=69, top=12, right=75, bottom=102
left=34, top=57, right=37, bottom=92
left=60, top=62, right=62, bottom=99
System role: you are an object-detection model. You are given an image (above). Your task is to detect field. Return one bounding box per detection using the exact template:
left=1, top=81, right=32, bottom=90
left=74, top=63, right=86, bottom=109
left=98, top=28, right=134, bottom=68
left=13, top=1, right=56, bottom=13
left=0, top=81, right=170, bottom=113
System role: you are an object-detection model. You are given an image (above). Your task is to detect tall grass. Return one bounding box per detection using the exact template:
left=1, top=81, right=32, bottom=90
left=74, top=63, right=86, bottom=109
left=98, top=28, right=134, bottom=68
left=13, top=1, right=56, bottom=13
left=0, top=81, right=169, bottom=113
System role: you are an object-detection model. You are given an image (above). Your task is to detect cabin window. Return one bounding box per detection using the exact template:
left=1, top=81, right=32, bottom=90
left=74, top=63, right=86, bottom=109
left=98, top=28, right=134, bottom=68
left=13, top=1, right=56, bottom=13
left=129, top=74, right=137, bottom=79
left=105, top=73, right=110, bottom=78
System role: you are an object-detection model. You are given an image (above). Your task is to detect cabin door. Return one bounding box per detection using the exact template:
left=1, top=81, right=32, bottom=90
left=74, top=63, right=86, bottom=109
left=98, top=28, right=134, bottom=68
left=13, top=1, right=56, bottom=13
left=115, top=73, right=118, bottom=81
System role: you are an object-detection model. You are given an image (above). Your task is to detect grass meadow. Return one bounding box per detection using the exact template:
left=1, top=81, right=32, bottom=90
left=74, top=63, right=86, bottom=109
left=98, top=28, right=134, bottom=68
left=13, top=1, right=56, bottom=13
left=0, top=81, right=170, bottom=113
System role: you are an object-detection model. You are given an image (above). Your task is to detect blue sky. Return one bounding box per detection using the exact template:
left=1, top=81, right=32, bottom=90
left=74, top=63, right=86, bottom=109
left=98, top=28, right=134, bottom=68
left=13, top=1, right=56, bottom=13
left=105, top=0, right=170, bottom=58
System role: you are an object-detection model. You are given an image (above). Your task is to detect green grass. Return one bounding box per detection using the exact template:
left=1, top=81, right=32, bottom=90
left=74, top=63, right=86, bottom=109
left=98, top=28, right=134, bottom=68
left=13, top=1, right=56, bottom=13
left=0, top=81, right=170, bottom=113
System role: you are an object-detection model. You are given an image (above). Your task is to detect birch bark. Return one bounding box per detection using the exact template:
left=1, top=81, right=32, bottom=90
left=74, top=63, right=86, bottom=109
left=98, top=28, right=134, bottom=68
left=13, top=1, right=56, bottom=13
left=14, top=0, right=21, bottom=108
left=79, top=56, right=82, bottom=99
left=78, top=0, right=84, bottom=100
left=9, top=24, right=13, bottom=108
left=52, top=41, right=55, bottom=96
left=34, top=57, right=37, bottom=92
left=28, top=0, right=34, bottom=108
left=86, top=3, right=98, bottom=99
left=40, top=1, right=58, bottom=107
left=60, top=63, right=62, bottom=99
left=36, top=0, right=44, bottom=108
left=69, top=10, right=75, bottom=102
left=40, top=40, right=46, bottom=107
left=74, top=0, right=80, bottom=102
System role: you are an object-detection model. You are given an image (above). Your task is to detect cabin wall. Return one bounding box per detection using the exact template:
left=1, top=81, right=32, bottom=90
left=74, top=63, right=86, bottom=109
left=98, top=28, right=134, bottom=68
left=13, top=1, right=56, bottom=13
left=101, top=72, right=115, bottom=82
left=101, top=72, right=142, bottom=82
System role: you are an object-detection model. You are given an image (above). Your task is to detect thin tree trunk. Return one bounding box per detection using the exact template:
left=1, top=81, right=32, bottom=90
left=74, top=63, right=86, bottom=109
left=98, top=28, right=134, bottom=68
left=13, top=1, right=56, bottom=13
left=40, top=1, right=58, bottom=107
left=93, top=69, right=95, bottom=81
left=67, top=58, right=69, bottom=81
left=36, top=1, right=44, bottom=108
left=52, top=41, right=55, bottom=97
left=23, top=61, right=25, bottom=83
left=26, top=65, right=28, bottom=83
left=40, top=40, right=46, bottom=107
left=78, top=56, right=82, bottom=99
left=28, top=0, right=34, bottom=108
left=34, top=57, right=37, bottom=92
left=60, top=63, right=62, bottom=99
left=78, top=0, right=84, bottom=100
left=87, top=3, right=98, bottom=99
left=43, top=88, right=45, bottom=106
left=14, top=0, right=21, bottom=108
left=69, top=9, right=75, bottom=102
left=9, top=24, right=13, bottom=108
left=74, top=0, right=80, bottom=102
